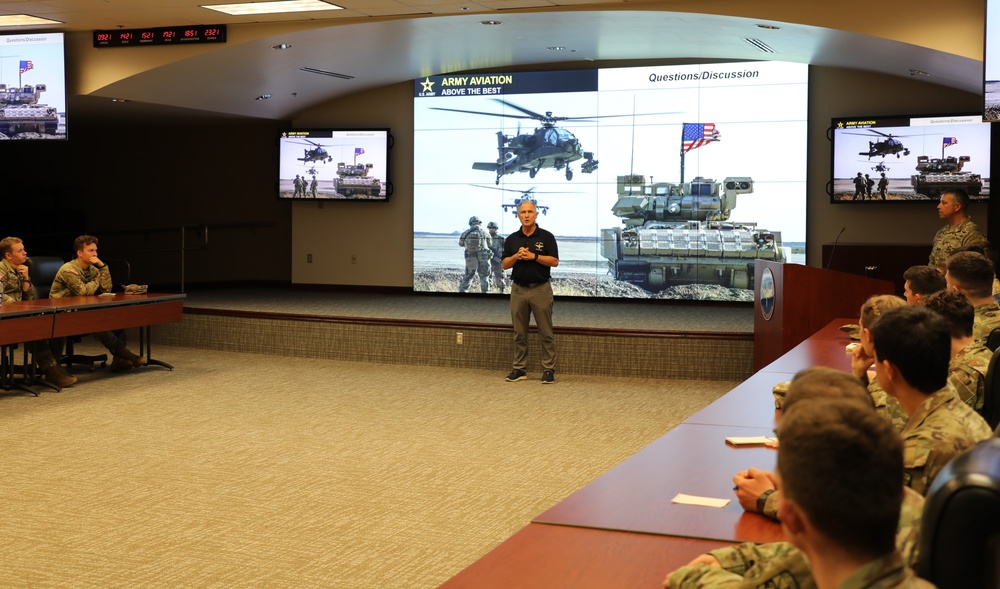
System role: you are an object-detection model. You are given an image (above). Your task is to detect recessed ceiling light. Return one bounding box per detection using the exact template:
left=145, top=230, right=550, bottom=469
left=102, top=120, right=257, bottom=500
left=909, top=69, right=930, bottom=76
left=480, top=20, right=502, bottom=26
left=255, top=94, right=272, bottom=100
left=272, top=43, right=293, bottom=50
left=756, top=24, right=780, bottom=30
left=202, top=1, right=343, bottom=16
left=111, top=98, right=130, bottom=103
left=547, top=46, right=566, bottom=51
left=0, top=14, right=63, bottom=26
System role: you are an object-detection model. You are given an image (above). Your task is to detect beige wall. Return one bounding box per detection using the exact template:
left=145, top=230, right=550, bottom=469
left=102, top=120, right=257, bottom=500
left=290, top=65, right=984, bottom=288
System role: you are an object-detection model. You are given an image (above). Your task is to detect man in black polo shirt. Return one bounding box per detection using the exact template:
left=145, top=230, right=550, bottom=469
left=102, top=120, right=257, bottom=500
left=501, top=200, right=559, bottom=383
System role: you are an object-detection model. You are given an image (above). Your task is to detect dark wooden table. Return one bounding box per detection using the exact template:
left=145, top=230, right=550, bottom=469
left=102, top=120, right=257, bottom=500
left=534, top=423, right=783, bottom=544
left=439, top=523, right=732, bottom=589
left=684, top=369, right=793, bottom=429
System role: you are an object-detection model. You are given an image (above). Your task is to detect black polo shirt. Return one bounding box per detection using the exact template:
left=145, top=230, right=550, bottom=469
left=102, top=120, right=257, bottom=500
left=503, top=225, right=558, bottom=285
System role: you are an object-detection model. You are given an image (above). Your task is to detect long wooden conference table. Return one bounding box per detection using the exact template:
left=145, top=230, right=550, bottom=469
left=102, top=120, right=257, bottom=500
left=441, top=317, right=858, bottom=588
left=0, top=293, right=185, bottom=393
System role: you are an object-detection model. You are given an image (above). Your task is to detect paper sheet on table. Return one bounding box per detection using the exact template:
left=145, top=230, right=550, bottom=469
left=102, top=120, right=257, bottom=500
left=671, top=493, right=731, bottom=508
left=725, top=436, right=777, bottom=446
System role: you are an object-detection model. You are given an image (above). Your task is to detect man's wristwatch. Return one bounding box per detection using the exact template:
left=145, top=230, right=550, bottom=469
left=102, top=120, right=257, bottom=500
left=756, top=489, right=776, bottom=513
left=533, top=252, right=539, bottom=260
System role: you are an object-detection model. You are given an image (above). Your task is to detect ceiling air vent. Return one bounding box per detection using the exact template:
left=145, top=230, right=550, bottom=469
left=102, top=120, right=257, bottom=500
left=300, top=67, right=354, bottom=80
left=741, top=38, right=775, bottom=53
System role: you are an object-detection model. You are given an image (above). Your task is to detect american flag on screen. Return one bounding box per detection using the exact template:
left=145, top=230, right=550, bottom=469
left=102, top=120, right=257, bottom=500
left=355, top=147, right=365, bottom=156
left=943, top=137, right=958, bottom=148
left=682, top=123, right=720, bottom=153
left=19, top=60, right=33, bottom=74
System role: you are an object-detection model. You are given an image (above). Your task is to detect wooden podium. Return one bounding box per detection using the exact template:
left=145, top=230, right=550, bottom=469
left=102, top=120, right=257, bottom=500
left=753, top=260, right=894, bottom=371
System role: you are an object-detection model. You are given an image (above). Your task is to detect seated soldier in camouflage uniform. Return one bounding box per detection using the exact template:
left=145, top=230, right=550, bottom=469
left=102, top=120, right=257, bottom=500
left=666, top=376, right=933, bottom=589
left=850, top=295, right=909, bottom=433
left=944, top=251, right=1000, bottom=345
left=902, top=265, right=946, bottom=306
left=0, top=236, right=77, bottom=388
left=870, top=306, right=992, bottom=495
left=49, top=235, right=144, bottom=372
left=922, top=290, right=992, bottom=413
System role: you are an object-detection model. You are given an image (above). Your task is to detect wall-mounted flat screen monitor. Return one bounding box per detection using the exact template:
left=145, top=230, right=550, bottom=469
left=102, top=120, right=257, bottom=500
left=830, top=114, right=990, bottom=203
left=986, top=0, right=1000, bottom=121
left=278, top=128, right=390, bottom=201
left=0, top=32, right=66, bottom=140
left=412, top=61, right=808, bottom=301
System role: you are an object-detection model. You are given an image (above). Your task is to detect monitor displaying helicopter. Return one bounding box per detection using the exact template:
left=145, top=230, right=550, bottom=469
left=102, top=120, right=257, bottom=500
left=277, top=128, right=391, bottom=201
left=412, top=62, right=810, bottom=301
left=830, top=113, right=991, bottom=203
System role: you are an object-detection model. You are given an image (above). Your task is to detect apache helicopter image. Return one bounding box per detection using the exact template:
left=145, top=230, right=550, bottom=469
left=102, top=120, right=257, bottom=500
left=291, top=139, right=334, bottom=164
left=846, top=129, right=913, bottom=159
left=870, top=161, right=890, bottom=173
left=470, top=184, right=577, bottom=216
left=433, top=99, right=609, bottom=184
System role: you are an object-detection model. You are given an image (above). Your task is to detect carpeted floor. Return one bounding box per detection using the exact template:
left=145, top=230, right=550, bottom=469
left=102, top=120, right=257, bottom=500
left=0, top=342, right=738, bottom=588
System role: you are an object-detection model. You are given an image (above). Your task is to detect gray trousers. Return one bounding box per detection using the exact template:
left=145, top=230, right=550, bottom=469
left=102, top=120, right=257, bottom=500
left=510, top=281, right=556, bottom=371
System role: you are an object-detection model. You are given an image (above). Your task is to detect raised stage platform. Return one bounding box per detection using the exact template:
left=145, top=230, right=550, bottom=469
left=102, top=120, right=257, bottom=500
left=155, top=287, right=755, bottom=381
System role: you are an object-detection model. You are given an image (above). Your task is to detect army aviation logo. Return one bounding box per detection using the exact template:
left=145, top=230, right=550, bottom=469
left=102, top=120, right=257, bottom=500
left=759, top=268, right=775, bottom=321
left=534, top=242, right=545, bottom=252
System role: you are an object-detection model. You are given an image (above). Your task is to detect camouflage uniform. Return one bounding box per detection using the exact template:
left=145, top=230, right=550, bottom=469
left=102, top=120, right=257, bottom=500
left=487, top=227, right=505, bottom=292
left=691, top=487, right=924, bottom=589
left=929, top=218, right=985, bottom=269
left=947, top=342, right=991, bottom=412
left=901, top=387, right=993, bottom=495
left=0, top=257, right=32, bottom=304
left=0, top=258, right=60, bottom=369
left=665, top=551, right=931, bottom=589
left=458, top=220, right=490, bottom=293
left=50, top=259, right=130, bottom=356
left=870, top=376, right=908, bottom=433
left=972, top=302, right=1000, bottom=345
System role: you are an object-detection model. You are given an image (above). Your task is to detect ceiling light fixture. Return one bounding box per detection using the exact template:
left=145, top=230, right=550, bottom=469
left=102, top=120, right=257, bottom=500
left=202, top=0, right=343, bottom=16
left=742, top=38, right=775, bottom=53
left=756, top=24, right=781, bottom=30
left=0, top=14, right=63, bottom=26
left=272, top=43, right=293, bottom=50
left=111, top=98, right=130, bottom=103
left=909, top=69, right=930, bottom=76
left=547, top=46, right=566, bottom=51
left=480, top=20, right=502, bottom=26
left=255, top=94, right=272, bottom=101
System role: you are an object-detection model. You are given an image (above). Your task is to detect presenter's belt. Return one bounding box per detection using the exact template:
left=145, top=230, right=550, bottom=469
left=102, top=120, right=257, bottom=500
left=514, top=279, right=549, bottom=288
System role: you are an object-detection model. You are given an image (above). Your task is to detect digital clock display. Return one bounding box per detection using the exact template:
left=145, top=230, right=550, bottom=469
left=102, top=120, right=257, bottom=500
left=93, top=24, right=226, bottom=48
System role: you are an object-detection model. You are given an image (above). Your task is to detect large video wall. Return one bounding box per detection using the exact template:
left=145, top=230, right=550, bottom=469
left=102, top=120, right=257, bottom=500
left=413, top=61, right=808, bottom=301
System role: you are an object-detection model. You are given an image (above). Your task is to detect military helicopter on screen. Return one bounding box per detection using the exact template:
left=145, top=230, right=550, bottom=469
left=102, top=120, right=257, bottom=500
left=291, top=139, right=334, bottom=164
left=846, top=129, right=913, bottom=159
left=434, top=99, right=616, bottom=184
left=472, top=184, right=578, bottom=216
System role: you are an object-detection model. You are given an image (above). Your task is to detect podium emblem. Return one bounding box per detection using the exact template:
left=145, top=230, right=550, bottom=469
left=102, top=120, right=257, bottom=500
left=759, top=267, right=775, bottom=321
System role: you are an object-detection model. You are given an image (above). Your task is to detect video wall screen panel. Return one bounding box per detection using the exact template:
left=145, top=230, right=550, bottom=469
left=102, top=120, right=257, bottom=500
left=987, top=0, right=1000, bottom=121
left=0, top=32, right=66, bottom=140
left=413, top=61, right=808, bottom=301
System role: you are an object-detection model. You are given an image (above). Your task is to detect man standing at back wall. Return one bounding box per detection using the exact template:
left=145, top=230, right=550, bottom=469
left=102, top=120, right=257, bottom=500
left=502, top=200, right=559, bottom=384
left=50, top=235, right=145, bottom=372
left=929, top=188, right=985, bottom=272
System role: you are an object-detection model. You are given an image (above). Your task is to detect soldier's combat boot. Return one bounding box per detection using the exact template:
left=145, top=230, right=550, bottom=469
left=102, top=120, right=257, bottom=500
left=43, top=364, right=77, bottom=388
left=111, top=348, right=145, bottom=372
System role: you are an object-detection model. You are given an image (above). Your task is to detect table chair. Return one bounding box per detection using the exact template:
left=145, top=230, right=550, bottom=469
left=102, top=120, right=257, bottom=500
left=916, top=438, right=1000, bottom=589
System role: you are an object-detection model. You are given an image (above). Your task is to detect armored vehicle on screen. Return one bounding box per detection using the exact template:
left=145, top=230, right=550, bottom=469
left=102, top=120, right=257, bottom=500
left=600, top=174, right=788, bottom=292
left=332, top=162, right=382, bottom=197
left=0, top=83, right=59, bottom=136
left=910, top=155, right=983, bottom=199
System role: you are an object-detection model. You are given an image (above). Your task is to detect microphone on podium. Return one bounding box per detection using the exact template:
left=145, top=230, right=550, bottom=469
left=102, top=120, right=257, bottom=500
left=826, top=227, right=847, bottom=270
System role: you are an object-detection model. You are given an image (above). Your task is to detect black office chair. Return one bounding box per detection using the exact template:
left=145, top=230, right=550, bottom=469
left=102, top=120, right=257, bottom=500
left=23, top=255, right=65, bottom=297
left=987, top=327, right=1000, bottom=353
left=982, top=348, right=1000, bottom=430
left=916, top=438, right=1000, bottom=589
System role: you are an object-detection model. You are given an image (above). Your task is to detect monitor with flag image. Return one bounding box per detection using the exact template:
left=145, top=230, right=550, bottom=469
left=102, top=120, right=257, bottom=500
left=277, top=128, right=391, bottom=201
left=829, top=113, right=991, bottom=204
left=412, top=61, right=808, bottom=301
left=0, top=32, right=66, bottom=140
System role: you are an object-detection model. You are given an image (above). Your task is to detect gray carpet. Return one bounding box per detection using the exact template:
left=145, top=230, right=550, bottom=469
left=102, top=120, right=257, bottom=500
left=0, top=342, right=738, bottom=588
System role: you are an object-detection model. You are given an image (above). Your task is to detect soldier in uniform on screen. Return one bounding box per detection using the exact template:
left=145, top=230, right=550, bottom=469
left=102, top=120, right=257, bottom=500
left=853, top=172, right=866, bottom=201
left=458, top=216, right=490, bottom=293
left=486, top=221, right=505, bottom=292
